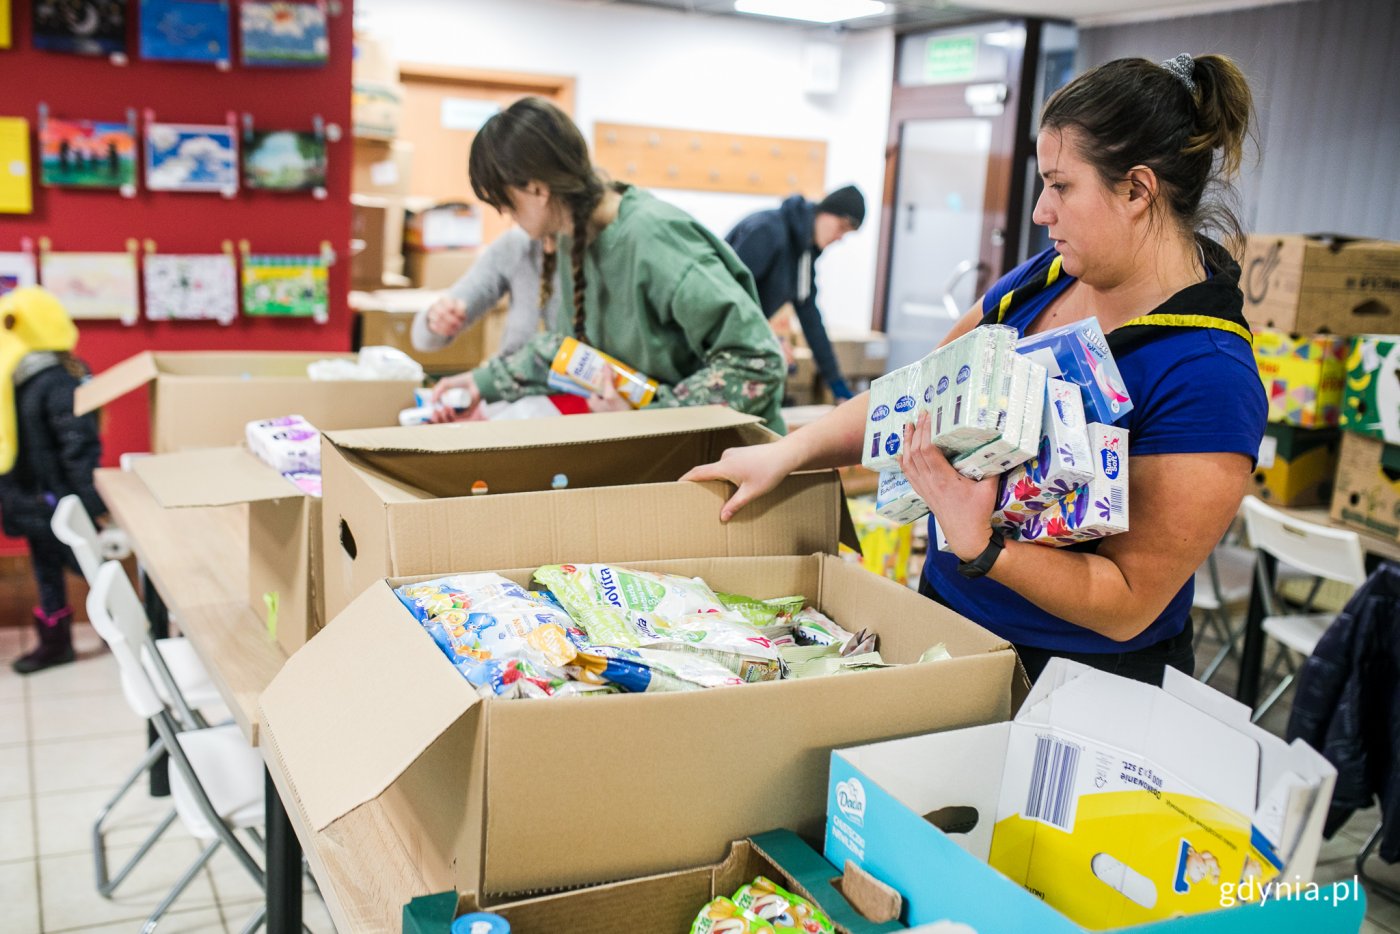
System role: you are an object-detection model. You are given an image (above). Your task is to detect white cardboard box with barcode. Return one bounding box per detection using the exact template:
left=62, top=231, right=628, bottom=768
left=824, top=658, right=1347, bottom=933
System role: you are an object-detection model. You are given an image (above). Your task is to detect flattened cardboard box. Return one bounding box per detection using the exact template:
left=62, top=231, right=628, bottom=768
left=320, top=407, right=858, bottom=620
left=1241, top=234, right=1400, bottom=337
left=1330, top=431, right=1400, bottom=543
left=74, top=351, right=419, bottom=453
left=132, top=447, right=323, bottom=656
left=259, top=553, right=1023, bottom=902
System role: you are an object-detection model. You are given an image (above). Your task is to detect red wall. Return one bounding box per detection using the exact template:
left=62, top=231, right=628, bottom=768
left=0, top=1, right=355, bottom=555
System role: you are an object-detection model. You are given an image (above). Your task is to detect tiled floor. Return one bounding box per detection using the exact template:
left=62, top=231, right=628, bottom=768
left=2, top=605, right=1399, bottom=932
left=0, top=623, right=335, bottom=934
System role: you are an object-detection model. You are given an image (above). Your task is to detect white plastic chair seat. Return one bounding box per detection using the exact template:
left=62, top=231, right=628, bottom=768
left=1261, top=614, right=1333, bottom=657
left=170, top=724, right=265, bottom=840
left=148, top=637, right=222, bottom=711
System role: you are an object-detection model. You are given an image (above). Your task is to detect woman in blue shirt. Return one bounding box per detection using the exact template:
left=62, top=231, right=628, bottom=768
left=684, top=53, right=1266, bottom=685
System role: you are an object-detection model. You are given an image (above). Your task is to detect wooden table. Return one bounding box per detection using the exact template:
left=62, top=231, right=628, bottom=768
left=1234, top=504, right=1400, bottom=708
left=94, top=469, right=304, bottom=933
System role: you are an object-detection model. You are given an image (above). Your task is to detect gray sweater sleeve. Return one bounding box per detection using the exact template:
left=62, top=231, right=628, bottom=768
left=409, top=228, right=534, bottom=352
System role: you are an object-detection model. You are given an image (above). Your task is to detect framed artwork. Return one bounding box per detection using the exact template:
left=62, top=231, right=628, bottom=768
left=139, top=0, right=231, bottom=65
left=145, top=122, right=238, bottom=193
left=240, top=2, right=327, bottom=68
left=243, top=130, right=326, bottom=191
left=1, top=0, right=11, bottom=49
left=32, top=0, right=126, bottom=56
left=143, top=253, right=237, bottom=323
left=39, top=117, right=137, bottom=190
left=242, top=254, right=327, bottom=320
left=39, top=251, right=139, bottom=323
left=0, top=252, right=37, bottom=297
left=0, top=117, right=32, bottom=213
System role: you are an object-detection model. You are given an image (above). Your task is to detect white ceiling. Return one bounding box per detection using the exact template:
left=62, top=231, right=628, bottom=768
left=575, top=0, right=1310, bottom=29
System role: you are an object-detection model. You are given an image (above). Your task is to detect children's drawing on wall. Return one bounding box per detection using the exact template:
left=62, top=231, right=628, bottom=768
left=145, top=122, right=238, bottom=193
left=138, top=0, right=232, bottom=65
left=31, top=0, right=127, bottom=56
left=39, top=118, right=136, bottom=189
left=243, top=130, right=327, bottom=191
left=240, top=2, right=328, bottom=68
left=242, top=254, right=328, bottom=319
left=143, top=253, right=238, bottom=324
left=39, top=251, right=139, bottom=322
left=0, top=253, right=38, bottom=298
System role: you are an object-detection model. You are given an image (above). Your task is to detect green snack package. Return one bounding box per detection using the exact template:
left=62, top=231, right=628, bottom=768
left=691, top=896, right=776, bottom=934
left=717, top=592, right=807, bottom=627
left=733, top=876, right=835, bottom=932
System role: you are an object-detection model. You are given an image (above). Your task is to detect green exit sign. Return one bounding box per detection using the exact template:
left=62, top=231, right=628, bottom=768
left=924, top=35, right=977, bottom=83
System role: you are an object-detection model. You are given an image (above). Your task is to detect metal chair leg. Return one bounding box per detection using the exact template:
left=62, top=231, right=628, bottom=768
left=94, top=738, right=176, bottom=896
left=237, top=904, right=266, bottom=934
left=139, top=839, right=221, bottom=934
left=1357, top=821, right=1400, bottom=904
left=1252, top=651, right=1299, bottom=723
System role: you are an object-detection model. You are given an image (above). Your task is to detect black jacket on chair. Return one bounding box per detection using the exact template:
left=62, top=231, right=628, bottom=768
left=1286, top=561, right=1400, bottom=861
left=0, top=361, right=105, bottom=539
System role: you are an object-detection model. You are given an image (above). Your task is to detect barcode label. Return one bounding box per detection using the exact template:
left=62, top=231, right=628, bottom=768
left=1110, top=487, right=1126, bottom=518
left=1025, top=734, right=1082, bottom=831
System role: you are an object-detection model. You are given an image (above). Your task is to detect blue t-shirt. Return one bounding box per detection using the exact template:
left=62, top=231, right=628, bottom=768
left=924, top=248, right=1267, bottom=654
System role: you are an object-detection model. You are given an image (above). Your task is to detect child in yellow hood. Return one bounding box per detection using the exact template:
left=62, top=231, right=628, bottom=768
left=0, top=287, right=106, bottom=673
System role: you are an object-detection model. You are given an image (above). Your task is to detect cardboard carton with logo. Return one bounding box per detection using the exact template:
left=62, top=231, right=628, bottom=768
left=1330, top=431, right=1400, bottom=543
left=824, top=658, right=1348, bottom=933
left=320, top=407, right=856, bottom=620
left=1340, top=334, right=1400, bottom=444
left=259, top=551, right=1024, bottom=903
left=1253, top=330, right=1347, bottom=428
left=1252, top=423, right=1339, bottom=507
left=74, top=352, right=419, bottom=453
left=1241, top=234, right=1400, bottom=336
left=131, top=447, right=324, bottom=654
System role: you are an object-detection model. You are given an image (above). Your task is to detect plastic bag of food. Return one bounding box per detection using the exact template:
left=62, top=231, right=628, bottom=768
left=394, top=574, right=534, bottom=624
left=733, top=877, right=835, bottom=933
left=690, top=897, right=775, bottom=934
left=791, top=607, right=858, bottom=648
left=534, top=563, right=728, bottom=620
left=716, top=592, right=806, bottom=628
left=570, top=645, right=744, bottom=693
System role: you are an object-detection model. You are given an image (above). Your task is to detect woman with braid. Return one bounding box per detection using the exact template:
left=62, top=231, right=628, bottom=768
left=687, top=54, right=1266, bottom=685
left=430, top=97, right=786, bottom=430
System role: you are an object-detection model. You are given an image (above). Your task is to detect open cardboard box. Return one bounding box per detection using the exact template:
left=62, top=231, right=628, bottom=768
left=74, top=351, right=419, bottom=453
left=404, top=830, right=906, bottom=934
left=258, top=553, right=1025, bottom=902
left=824, top=659, right=1351, bottom=932
left=320, top=407, right=858, bottom=620
left=132, top=447, right=323, bottom=655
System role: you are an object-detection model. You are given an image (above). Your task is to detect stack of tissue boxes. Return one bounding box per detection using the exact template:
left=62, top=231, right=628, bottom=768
left=997, top=423, right=1129, bottom=546
left=1015, top=317, right=1132, bottom=425
left=993, top=378, right=1094, bottom=522
left=246, top=415, right=321, bottom=475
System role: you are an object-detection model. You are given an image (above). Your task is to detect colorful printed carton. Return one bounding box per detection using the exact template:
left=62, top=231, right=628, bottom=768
left=1001, top=423, right=1128, bottom=547
left=1252, top=423, right=1339, bottom=507
left=995, top=378, right=1093, bottom=521
left=1253, top=330, right=1347, bottom=428
left=860, top=358, right=933, bottom=471
left=1340, top=334, right=1400, bottom=443
left=1016, top=317, right=1132, bottom=424
left=847, top=497, right=914, bottom=585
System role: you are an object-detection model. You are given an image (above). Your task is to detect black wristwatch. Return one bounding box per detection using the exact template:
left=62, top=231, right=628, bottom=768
left=957, top=528, right=1005, bottom=579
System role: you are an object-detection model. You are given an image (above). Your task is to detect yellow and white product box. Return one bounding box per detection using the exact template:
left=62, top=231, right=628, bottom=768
left=825, top=658, right=1341, bottom=932
left=547, top=337, right=659, bottom=408
left=847, top=497, right=915, bottom=585
left=1253, top=330, right=1347, bottom=428
left=861, top=357, right=934, bottom=471
left=874, top=468, right=929, bottom=525
left=1000, top=422, right=1128, bottom=546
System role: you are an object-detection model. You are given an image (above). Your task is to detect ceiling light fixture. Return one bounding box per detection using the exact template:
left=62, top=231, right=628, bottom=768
left=733, top=0, right=887, bottom=25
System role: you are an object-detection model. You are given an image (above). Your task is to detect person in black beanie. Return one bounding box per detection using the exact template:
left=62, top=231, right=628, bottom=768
left=725, top=185, right=865, bottom=401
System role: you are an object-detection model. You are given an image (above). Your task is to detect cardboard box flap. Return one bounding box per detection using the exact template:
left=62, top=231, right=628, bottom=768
left=74, top=351, right=160, bottom=415
left=133, top=447, right=302, bottom=507
left=259, top=582, right=481, bottom=832
left=152, top=350, right=354, bottom=376
left=326, top=406, right=762, bottom=455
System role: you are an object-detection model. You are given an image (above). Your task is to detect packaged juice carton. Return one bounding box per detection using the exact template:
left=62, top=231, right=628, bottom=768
left=1016, top=317, right=1132, bottom=424
left=1005, top=423, right=1128, bottom=546
left=547, top=336, right=658, bottom=408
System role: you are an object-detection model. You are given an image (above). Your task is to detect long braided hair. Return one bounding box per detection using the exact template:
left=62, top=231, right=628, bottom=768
left=469, top=97, right=608, bottom=340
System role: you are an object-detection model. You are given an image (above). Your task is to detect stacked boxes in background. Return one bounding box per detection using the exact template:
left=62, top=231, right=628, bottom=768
left=847, top=497, right=914, bottom=585
left=1240, top=234, right=1400, bottom=337
left=1253, top=423, right=1339, bottom=507
left=1253, top=330, right=1347, bottom=428
left=1340, top=334, right=1400, bottom=443
left=1331, top=334, right=1400, bottom=542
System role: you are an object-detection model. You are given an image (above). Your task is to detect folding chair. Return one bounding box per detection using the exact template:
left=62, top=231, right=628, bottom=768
left=1239, top=496, right=1367, bottom=723
left=88, top=560, right=268, bottom=933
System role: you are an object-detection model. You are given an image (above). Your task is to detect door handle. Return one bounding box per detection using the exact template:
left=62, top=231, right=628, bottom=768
left=941, top=259, right=987, bottom=318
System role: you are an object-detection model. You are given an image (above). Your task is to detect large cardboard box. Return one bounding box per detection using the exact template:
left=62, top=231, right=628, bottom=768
left=74, top=352, right=420, bottom=453
left=352, top=80, right=405, bottom=140
left=259, top=552, right=1023, bottom=901
left=354, top=293, right=508, bottom=374
left=1330, top=431, right=1400, bottom=542
left=349, top=197, right=388, bottom=290
left=404, top=830, right=903, bottom=934
left=1241, top=234, right=1400, bottom=336
left=1340, top=333, right=1400, bottom=443
left=1252, top=423, right=1339, bottom=507
left=824, top=659, right=1347, bottom=932
left=320, top=407, right=855, bottom=619
left=1253, top=330, right=1346, bottom=428
left=351, top=138, right=413, bottom=198
left=405, top=247, right=477, bottom=290
left=352, top=30, right=397, bottom=85
left=132, top=448, right=323, bottom=654
left=829, top=331, right=892, bottom=382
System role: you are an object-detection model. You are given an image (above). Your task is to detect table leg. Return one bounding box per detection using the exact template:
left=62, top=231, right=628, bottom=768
left=139, top=568, right=171, bottom=798
left=1234, top=552, right=1275, bottom=708
left=265, top=768, right=303, bottom=934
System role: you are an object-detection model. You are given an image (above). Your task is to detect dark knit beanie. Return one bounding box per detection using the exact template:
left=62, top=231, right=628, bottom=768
left=816, top=185, right=865, bottom=229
